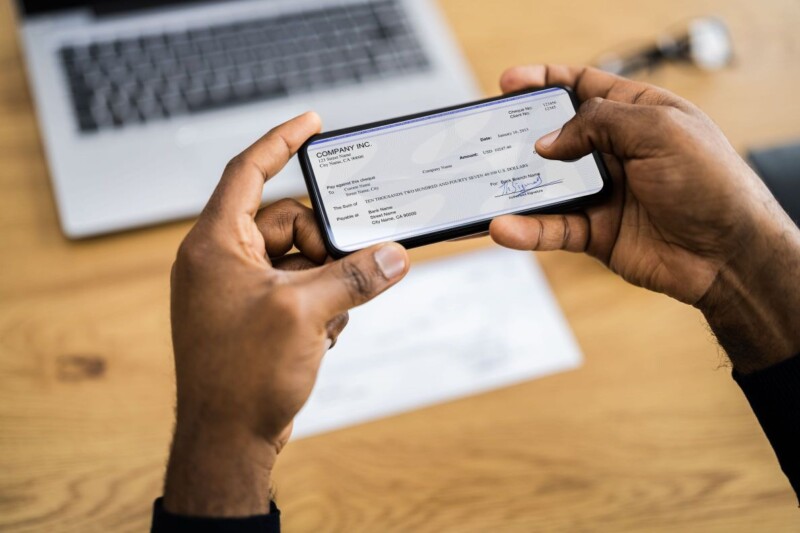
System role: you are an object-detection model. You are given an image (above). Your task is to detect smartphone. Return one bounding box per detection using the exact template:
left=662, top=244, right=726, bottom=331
left=299, top=86, right=611, bottom=257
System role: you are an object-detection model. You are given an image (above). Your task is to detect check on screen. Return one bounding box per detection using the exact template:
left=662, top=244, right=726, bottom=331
left=307, top=88, right=604, bottom=252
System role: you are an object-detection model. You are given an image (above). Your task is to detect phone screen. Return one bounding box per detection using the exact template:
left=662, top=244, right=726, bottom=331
left=303, top=87, right=606, bottom=253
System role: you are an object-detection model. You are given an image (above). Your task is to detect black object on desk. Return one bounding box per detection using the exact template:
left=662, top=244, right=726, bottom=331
left=748, top=140, right=800, bottom=226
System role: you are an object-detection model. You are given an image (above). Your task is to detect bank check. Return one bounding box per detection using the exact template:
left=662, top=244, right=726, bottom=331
left=300, top=87, right=610, bottom=255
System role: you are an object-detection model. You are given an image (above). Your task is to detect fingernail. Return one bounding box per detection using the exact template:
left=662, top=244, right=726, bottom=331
left=324, top=338, right=333, bottom=351
left=302, top=111, right=322, bottom=127
left=374, top=244, right=406, bottom=280
left=537, top=128, right=561, bottom=148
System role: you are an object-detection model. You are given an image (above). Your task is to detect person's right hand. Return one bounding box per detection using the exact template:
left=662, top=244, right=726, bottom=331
left=491, top=65, right=800, bottom=372
left=163, top=112, right=410, bottom=518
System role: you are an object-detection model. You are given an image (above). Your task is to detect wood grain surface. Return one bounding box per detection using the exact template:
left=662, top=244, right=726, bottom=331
left=1, top=0, right=798, bottom=531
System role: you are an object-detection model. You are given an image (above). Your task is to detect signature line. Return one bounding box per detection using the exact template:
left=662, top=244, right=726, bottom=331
left=495, top=177, right=564, bottom=198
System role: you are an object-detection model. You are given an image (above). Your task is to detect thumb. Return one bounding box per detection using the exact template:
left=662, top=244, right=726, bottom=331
left=300, top=243, right=410, bottom=318
left=535, top=97, right=671, bottom=161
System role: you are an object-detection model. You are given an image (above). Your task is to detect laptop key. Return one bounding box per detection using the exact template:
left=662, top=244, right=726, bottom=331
left=60, top=47, right=77, bottom=65
left=78, top=113, right=98, bottom=132
left=184, top=87, right=209, bottom=109
left=159, top=92, right=187, bottom=115
left=208, top=83, right=232, bottom=104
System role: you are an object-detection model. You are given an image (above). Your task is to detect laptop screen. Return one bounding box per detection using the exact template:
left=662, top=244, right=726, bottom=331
left=19, top=0, right=213, bottom=16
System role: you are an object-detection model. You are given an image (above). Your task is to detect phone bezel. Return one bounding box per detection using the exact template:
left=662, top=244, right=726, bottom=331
left=298, top=86, right=612, bottom=258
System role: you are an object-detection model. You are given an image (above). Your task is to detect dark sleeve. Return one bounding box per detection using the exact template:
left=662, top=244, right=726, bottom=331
left=733, top=352, right=800, bottom=504
left=151, top=498, right=280, bottom=533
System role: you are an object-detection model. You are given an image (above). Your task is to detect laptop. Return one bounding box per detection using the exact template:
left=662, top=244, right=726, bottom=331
left=14, top=0, right=478, bottom=238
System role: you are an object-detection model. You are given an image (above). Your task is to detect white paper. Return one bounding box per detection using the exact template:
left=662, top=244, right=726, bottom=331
left=292, top=247, right=582, bottom=439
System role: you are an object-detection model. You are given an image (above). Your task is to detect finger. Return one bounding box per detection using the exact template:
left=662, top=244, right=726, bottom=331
left=535, top=97, right=679, bottom=161
left=205, top=112, right=322, bottom=221
left=490, top=214, right=590, bottom=252
left=272, top=253, right=318, bottom=272
left=533, top=65, right=632, bottom=103
left=500, top=64, right=684, bottom=109
left=561, top=67, right=684, bottom=108
left=255, top=198, right=327, bottom=265
left=545, top=66, right=618, bottom=102
left=500, top=65, right=549, bottom=93
left=499, top=64, right=591, bottom=95
left=326, top=312, right=350, bottom=348
left=297, top=242, right=410, bottom=318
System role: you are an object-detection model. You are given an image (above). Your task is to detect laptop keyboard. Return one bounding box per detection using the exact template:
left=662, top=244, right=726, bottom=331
left=58, top=0, right=430, bottom=133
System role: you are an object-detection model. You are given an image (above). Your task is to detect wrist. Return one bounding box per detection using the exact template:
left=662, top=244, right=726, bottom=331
left=696, top=210, right=800, bottom=373
left=163, top=416, right=278, bottom=517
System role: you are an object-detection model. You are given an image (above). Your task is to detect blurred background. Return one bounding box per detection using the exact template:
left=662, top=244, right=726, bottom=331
left=1, top=0, right=798, bottom=531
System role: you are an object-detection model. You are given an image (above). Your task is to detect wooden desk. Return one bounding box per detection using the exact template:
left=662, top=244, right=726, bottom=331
left=1, top=0, right=798, bottom=530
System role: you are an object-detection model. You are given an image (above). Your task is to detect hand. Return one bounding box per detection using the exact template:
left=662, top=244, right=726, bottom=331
left=163, top=112, right=410, bottom=517
left=491, top=65, right=800, bottom=372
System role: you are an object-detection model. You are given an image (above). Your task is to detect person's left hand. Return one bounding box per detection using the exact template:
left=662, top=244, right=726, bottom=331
left=163, top=112, right=410, bottom=517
